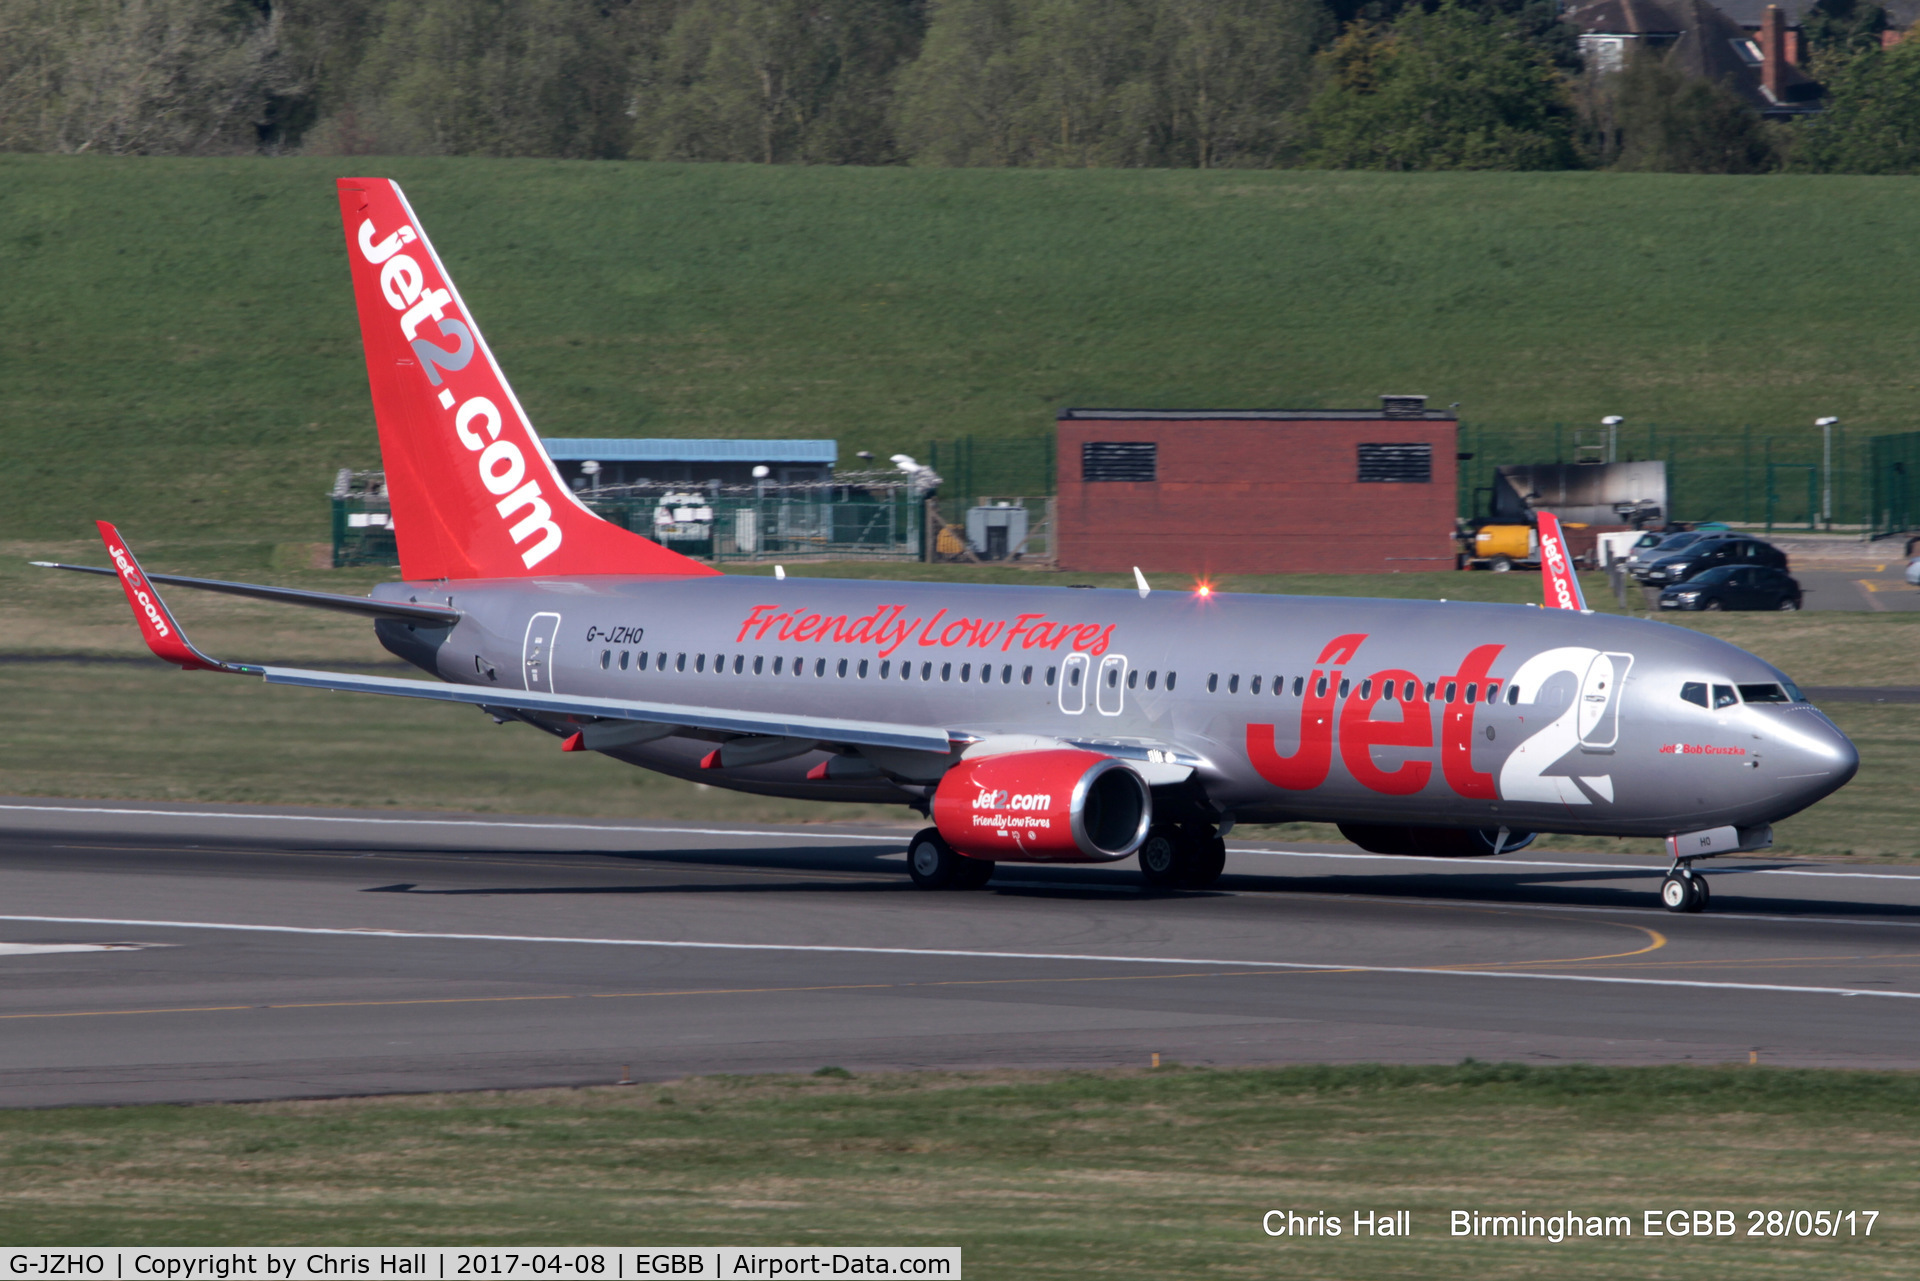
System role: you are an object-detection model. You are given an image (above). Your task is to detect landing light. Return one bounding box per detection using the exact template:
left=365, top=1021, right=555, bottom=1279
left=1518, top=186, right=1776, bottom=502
left=1193, top=578, right=1215, bottom=599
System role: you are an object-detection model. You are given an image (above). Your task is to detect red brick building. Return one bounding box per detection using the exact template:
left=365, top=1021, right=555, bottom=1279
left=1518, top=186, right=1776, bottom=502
left=1055, top=400, right=1459, bottom=575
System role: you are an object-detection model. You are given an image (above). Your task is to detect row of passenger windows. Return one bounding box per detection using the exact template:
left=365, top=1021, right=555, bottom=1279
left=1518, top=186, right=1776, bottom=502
left=1679, top=680, right=1794, bottom=709
left=595, top=648, right=1185, bottom=691
left=1203, top=672, right=1514, bottom=705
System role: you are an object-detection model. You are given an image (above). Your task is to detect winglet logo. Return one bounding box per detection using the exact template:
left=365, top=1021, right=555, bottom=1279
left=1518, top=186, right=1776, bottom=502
left=1537, top=512, right=1587, bottom=611
left=106, top=542, right=170, bottom=639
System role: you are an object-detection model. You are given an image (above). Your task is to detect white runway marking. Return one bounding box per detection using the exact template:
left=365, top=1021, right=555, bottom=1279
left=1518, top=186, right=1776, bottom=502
left=0, top=942, right=148, bottom=956
left=2, top=914, right=1916, bottom=1003
left=0, top=804, right=907, bottom=843
left=1230, top=847, right=1920, bottom=883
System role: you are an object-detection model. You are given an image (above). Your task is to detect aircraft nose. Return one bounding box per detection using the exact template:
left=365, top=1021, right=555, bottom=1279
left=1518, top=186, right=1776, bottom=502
left=1769, top=710, right=1859, bottom=808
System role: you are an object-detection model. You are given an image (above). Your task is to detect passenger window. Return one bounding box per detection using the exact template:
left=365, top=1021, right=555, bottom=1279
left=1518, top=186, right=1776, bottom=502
left=1002, top=664, right=1013, bottom=684
left=1712, top=684, right=1738, bottom=709
left=695, top=654, right=706, bottom=673
left=1274, top=676, right=1284, bottom=696
left=815, top=658, right=827, bottom=677
left=1483, top=681, right=1498, bottom=702
left=858, top=659, right=869, bottom=678
left=599, top=650, right=610, bottom=670
left=1128, top=669, right=1138, bottom=689
left=751, top=655, right=762, bottom=674
left=1293, top=676, right=1304, bottom=697
left=1047, top=666, right=1057, bottom=686
left=837, top=659, right=849, bottom=678
left=1208, top=674, right=1219, bottom=693
left=620, top=651, right=630, bottom=671
left=922, top=662, right=933, bottom=681
left=1339, top=678, right=1350, bottom=697
left=1228, top=674, right=1239, bottom=694
left=1167, top=672, right=1177, bottom=690
left=773, top=656, right=783, bottom=675
left=639, top=651, right=651, bottom=671
left=1739, top=682, right=1790, bottom=704
left=1024, top=666, right=1034, bottom=685
left=796, top=656, right=806, bottom=676
left=942, top=662, right=953, bottom=682
left=675, top=653, right=686, bottom=672
left=879, top=660, right=890, bottom=679
left=1409, top=681, right=1422, bottom=702
left=1464, top=683, right=1477, bottom=704
left=1358, top=678, right=1372, bottom=699
left=1381, top=681, right=1395, bottom=702
left=1504, top=683, right=1517, bottom=705
left=1425, top=681, right=1435, bottom=699
left=1444, top=682, right=1457, bottom=704
left=1068, top=665, right=1080, bottom=686
left=1250, top=675, right=1261, bottom=694
left=1145, top=670, right=1156, bottom=690
left=961, top=663, right=972, bottom=681
left=1315, top=676, right=1328, bottom=697
left=1107, top=666, right=1119, bottom=688
left=733, top=655, right=744, bottom=674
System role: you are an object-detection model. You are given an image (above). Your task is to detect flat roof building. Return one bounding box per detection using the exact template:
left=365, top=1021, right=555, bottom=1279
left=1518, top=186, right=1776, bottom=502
left=1055, top=399, right=1459, bottom=574
left=543, top=439, right=836, bottom=489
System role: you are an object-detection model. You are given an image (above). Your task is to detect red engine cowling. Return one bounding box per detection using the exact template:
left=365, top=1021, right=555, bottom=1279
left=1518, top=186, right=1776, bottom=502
left=931, top=749, right=1151, bottom=862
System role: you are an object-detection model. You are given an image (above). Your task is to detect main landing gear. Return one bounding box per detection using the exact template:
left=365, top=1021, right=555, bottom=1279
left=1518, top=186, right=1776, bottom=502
left=1660, top=864, right=1711, bottom=914
left=907, top=828, right=994, bottom=891
left=1137, top=824, right=1227, bottom=891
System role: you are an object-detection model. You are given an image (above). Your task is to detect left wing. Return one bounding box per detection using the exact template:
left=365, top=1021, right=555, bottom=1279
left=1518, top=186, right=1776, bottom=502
left=79, top=521, right=955, bottom=756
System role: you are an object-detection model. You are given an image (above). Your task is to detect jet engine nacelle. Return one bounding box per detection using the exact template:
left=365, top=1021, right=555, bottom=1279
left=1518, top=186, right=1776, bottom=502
left=932, top=749, right=1151, bottom=862
left=1338, top=823, right=1538, bottom=857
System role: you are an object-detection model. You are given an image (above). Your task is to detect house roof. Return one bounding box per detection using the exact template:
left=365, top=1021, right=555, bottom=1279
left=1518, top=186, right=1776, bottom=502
left=1566, top=0, right=1823, bottom=109
left=542, top=439, right=838, bottom=464
left=1711, top=0, right=1920, bottom=27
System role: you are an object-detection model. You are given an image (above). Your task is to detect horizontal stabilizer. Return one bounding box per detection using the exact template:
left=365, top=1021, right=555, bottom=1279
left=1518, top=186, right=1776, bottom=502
left=34, top=562, right=460, bottom=625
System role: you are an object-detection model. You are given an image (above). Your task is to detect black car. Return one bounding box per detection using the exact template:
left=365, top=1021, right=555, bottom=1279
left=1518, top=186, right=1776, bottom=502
left=1640, top=536, right=1787, bottom=586
left=1658, top=565, right=1802, bottom=611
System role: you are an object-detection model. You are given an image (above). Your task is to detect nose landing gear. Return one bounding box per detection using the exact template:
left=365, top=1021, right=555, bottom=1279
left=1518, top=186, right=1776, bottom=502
left=1660, top=865, right=1710, bottom=914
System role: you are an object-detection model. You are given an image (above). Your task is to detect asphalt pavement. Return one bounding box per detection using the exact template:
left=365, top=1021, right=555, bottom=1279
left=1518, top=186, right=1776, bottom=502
left=4, top=798, right=1920, bottom=1108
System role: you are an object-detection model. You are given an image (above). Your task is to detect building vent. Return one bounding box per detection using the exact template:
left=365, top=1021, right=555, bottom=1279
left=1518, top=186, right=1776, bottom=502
left=1358, top=442, right=1433, bottom=484
left=1082, top=441, right=1158, bottom=482
left=1379, top=394, right=1428, bottom=418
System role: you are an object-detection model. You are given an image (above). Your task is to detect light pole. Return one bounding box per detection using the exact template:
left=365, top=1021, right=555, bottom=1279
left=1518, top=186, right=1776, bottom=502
left=1602, top=415, right=1623, bottom=463
left=1816, top=418, right=1839, bottom=528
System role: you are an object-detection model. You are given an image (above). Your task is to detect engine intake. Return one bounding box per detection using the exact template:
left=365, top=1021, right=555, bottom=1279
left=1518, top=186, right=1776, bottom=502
left=932, top=749, right=1151, bottom=862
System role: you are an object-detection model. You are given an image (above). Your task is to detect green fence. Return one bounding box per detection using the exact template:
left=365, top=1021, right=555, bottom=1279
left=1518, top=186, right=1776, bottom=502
left=1456, top=423, right=1894, bottom=534
left=926, top=436, right=1054, bottom=509
left=1869, top=432, right=1920, bottom=540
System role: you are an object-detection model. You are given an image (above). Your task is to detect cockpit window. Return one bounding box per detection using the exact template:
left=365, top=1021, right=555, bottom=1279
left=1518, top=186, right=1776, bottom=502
left=1739, top=683, right=1791, bottom=704
left=1712, top=684, right=1739, bottom=709
left=1783, top=679, right=1807, bottom=702
left=1680, top=681, right=1708, bottom=708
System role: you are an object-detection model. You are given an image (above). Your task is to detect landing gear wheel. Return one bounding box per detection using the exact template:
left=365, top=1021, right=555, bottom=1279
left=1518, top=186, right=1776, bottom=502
left=1183, top=836, right=1227, bottom=890
left=1690, top=875, right=1710, bottom=912
left=1137, top=826, right=1188, bottom=889
left=907, top=828, right=966, bottom=890
left=1661, top=873, right=1691, bottom=913
left=953, top=855, right=995, bottom=890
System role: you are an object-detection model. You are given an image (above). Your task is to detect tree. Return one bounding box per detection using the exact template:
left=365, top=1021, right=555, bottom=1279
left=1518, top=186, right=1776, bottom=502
left=1592, top=51, right=1779, bottom=173
left=0, top=0, right=296, bottom=155
left=1796, top=39, right=1920, bottom=173
left=634, top=0, right=924, bottom=164
left=1156, top=0, right=1321, bottom=168
left=1305, top=4, right=1582, bottom=170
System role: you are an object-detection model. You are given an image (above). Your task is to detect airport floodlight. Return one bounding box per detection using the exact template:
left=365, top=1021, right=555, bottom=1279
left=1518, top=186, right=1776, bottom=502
left=1816, top=417, right=1839, bottom=426
left=1601, top=416, right=1624, bottom=426
left=752, top=465, right=771, bottom=478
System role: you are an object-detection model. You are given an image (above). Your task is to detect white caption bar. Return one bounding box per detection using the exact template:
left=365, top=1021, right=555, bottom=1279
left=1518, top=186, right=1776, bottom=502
left=3, top=1251, right=961, bottom=1281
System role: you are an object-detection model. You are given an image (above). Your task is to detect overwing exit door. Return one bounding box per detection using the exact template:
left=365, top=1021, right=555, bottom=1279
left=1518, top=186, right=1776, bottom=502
left=524, top=612, right=561, bottom=693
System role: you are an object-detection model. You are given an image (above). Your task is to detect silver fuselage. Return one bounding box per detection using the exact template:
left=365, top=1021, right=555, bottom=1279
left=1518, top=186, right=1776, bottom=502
left=371, top=574, right=1858, bottom=838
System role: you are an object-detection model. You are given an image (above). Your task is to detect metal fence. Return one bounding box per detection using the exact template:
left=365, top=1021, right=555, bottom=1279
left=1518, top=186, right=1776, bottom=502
left=1456, top=423, right=1901, bottom=536
left=926, top=436, right=1054, bottom=509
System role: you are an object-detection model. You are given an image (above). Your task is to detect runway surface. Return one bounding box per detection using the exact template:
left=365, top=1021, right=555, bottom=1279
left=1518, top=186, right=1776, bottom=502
left=5, top=797, right=1920, bottom=1108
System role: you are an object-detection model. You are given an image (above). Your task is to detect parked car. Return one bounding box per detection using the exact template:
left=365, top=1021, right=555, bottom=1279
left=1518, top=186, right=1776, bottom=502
left=1640, top=536, right=1787, bottom=586
left=1627, top=530, right=1717, bottom=579
left=1659, top=565, right=1802, bottom=611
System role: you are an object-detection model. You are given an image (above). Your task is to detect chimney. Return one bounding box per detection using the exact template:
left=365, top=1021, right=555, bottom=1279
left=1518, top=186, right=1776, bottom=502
left=1761, top=5, right=1786, bottom=102
left=1786, top=26, right=1804, bottom=65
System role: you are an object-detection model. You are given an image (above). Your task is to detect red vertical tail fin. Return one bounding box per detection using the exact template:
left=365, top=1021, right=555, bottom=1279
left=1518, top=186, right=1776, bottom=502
left=336, top=179, right=718, bottom=582
left=1536, top=511, right=1588, bottom=611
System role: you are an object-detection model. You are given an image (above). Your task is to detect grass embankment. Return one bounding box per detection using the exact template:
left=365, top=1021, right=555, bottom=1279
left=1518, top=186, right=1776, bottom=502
left=1, top=1064, right=1915, bottom=1277
left=5, top=157, right=1920, bottom=543
left=4, top=546, right=1915, bottom=855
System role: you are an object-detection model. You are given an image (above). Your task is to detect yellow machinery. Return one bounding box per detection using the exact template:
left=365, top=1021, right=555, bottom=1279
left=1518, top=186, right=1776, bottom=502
left=1471, top=524, right=1536, bottom=571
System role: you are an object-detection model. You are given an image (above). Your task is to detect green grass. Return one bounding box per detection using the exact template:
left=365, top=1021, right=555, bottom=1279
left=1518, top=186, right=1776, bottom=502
left=2, top=1064, right=1916, bottom=1277
left=6, top=157, right=1920, bottom=543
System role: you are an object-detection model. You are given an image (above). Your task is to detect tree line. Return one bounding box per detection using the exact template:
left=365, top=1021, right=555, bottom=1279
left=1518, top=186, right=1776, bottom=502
left=2, top=0, right=1917, bottom=172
